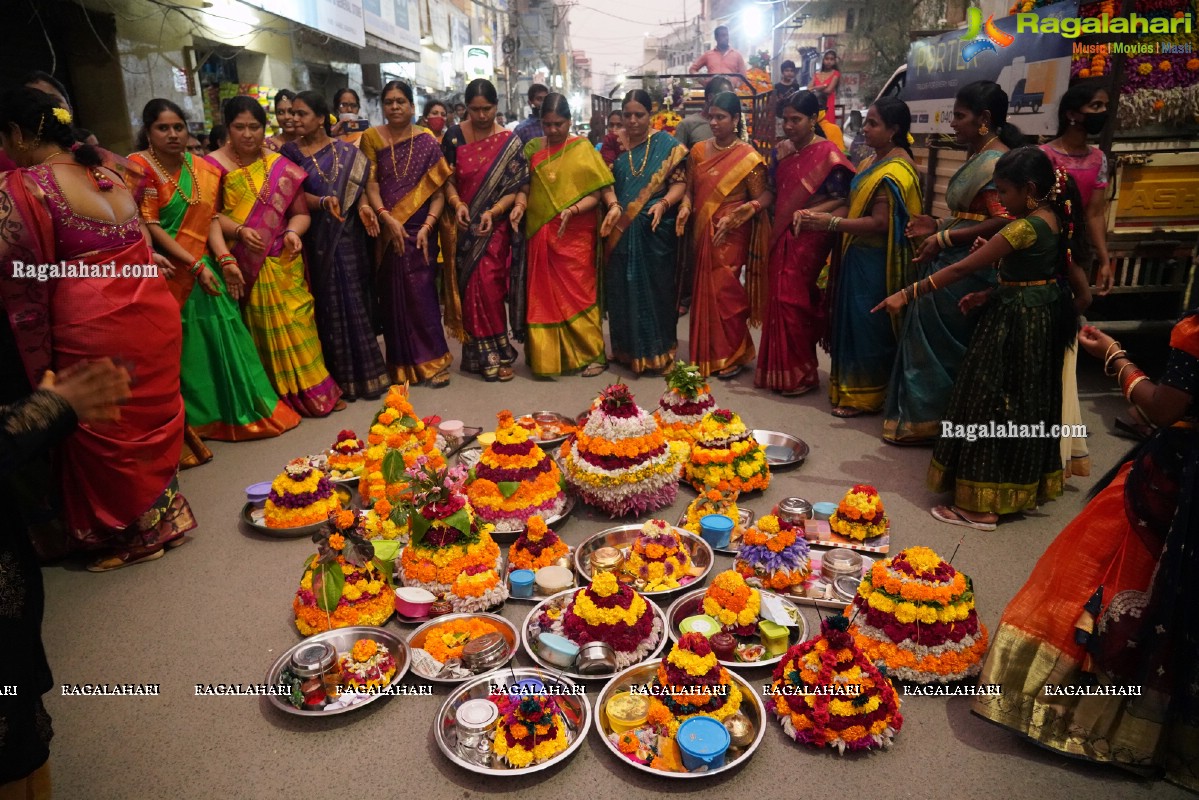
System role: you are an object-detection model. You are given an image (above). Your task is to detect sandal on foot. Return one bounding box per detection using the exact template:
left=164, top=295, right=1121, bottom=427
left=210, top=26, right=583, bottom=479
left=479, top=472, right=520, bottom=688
left=87, top=546, right=165, bottom=572
left=332, top=399, right=348, bottom=412
left=581, top=362, right=608, bottom=378
left=497, top=366, right=515, bottom=382
left=831, top=406, right=865, bottom=418
left=429, top=369, right=451, bottom=389
left=930, top=505, right=997, bottom=531
left=781, top=384, right=818, bottom=398
left=715, top=364, right=744, bottom=380
left=165, top=535, right=189, bottom=550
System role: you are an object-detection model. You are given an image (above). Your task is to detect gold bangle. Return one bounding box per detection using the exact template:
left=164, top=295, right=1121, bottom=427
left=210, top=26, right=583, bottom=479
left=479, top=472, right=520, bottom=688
left=1125, top=375, right=1149, bottom=401
left=1104, top=350, right=1128, bottom=376
left=928, top=273, right=939, bottom=290
left=1104, top=340, right=1123, bottom=361
left=1116, top=362, right=1137, bottom=385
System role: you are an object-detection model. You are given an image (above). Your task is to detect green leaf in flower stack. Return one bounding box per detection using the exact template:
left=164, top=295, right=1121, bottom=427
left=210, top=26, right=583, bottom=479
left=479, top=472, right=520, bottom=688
left=445, top=507, right=472, bottom=536
left=382, top=449, right=406, bottom=484
left=313, top=561, right=345, bottom=613
left=388, top=505, right=409, bottom=529
left=372, top=556, right=396, bottom=588
left=497, top=480, right=522, bottom=498
left=399, top=415, right=418, bottom=428
left=300, top=553, right=317, bottom=577
left=410, top=511, right=431, bottom=544
left=372, top=539, right=401, bottom=562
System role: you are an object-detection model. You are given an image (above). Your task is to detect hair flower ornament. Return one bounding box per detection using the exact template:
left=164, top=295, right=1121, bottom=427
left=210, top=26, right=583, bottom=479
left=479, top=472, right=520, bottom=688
left=51, top=107, right=73, bottom=125
left=905, top=132, right=915, bottom=144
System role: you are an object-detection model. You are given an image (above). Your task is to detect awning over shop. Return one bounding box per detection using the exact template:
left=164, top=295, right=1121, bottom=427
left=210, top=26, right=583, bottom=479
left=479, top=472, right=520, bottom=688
left=362, top=33, right=421, bottom=63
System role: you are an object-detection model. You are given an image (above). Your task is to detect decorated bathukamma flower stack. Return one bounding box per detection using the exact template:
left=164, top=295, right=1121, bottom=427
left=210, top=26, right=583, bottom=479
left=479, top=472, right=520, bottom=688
left=265, top=459, right=341, bottom=529
left=398, top=459, right=508, bottom=612
left=829, top=484, right=889, bottom=542
left=681, top=489, right=742, bottom=538
left=359, top=385, right=445, bottom=542
left=531, top=571, right=663, bottom=669
left=339, top=638, right=398, bottom=690
left=489, top=692, right=572, bottom=767
left=561, top=383, right=686, bottom=517
left=684, top=409, right=771, bottom=493
left=646, top=633, right=745, bottom=736
left=507, top=515, right=569, bottom=572
left=327, top=429, right=366, bottom=479
left=735, top=514, right=811, bottom=593
left=294, top=511, right=395, bottom=634
left=654, top=362, right=717, bottom=445
left=770, top=615, right=903, bottom=753
left=620, top=519, right=695, bottom=592
left=466, top=410, right=567, bottom=532
left=847, top=546, right=988, bottom=683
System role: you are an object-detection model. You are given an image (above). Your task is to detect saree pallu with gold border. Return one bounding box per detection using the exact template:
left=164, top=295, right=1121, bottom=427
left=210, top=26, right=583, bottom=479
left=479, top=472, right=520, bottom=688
left=441, top=127, right=528, bottom=379
left=687, top=140, right=770, bottom=378
left=828, top=154, right=922, bottom=412
left=883, top=149, right=1003, bottom=442
left=0, top=166, right=195, bottom=553
left=132, top=152, right=299, bottom=444
left=516, top=136, right=613, bottom=377
left=212, top=151, right=341, bottom=416
left=756, top=139, right=853, bottom=393
left=603, top=132, right=687, bottom=374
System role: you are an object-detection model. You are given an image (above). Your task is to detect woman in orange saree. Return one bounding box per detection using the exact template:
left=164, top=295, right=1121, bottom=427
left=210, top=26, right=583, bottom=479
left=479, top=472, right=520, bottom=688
left=510, top=93, right=619, bottom=378
left=679, top=92, right=772, bottom=379
left=0, top=88, right=196, bottom=570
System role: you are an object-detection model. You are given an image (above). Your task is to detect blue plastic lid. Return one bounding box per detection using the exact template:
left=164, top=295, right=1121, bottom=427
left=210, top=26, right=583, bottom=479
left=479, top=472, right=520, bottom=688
left=510, top=569, right=535, bottom=587
left=700, top=514, right=734, bottom=533
left=813, top=502, right=838, bottom=513
left=676, top=716, right=731, bottom=757
left=538, top=633, right=580, bottom=657
left=512, top=678, right=546, bottom=694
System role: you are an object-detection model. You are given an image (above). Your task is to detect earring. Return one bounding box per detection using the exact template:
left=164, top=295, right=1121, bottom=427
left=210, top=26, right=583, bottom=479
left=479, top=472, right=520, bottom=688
left=978, top=123, right=989, bottom=136
left=1025, top=196, right=1038, bottom=211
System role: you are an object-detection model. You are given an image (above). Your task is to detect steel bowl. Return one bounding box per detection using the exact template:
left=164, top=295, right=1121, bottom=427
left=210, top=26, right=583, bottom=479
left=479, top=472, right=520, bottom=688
left=517, top=411, right=579, bottom=448
left=264, top=626, right=410, bottom=717
left=240, top=484, right=356, bottom=539
left=593, top=662, right=766, bottom=778
left=573, top=525, right=714, bottom=599
left=434, top=668, right=591, bottom=775
left=677, top=507, right=755, bottom=556
left=752, top=429, right=809, bottom=468
left=520, top=588, right=669, bottom=681
left=665, top=588, right=808, bottom=671
left=406, top=612, right=520, bottom=684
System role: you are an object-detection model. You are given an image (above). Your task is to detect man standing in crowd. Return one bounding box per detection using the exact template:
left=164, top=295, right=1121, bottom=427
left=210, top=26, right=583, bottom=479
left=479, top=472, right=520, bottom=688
left=689, top=25, right=748, bottom=86
left=673, top=76, right=733, bottom=148
left=514, top=83, right=549, bottom=143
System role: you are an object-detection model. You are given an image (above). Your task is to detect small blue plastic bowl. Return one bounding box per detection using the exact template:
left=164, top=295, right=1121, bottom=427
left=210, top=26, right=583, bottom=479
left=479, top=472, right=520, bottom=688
left=699, top=514, right=734, bottom=549
left=509, top=569, right=535, bottom=598
left=676, top=715, right=731, bottom=770
left=812, top=502, right=838, bottom=521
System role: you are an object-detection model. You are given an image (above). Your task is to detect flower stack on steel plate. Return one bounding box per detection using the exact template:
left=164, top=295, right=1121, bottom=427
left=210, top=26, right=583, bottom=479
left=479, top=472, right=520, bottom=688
left=265, top=458, right=340, bottom=529
left=735, top=514, right=811, bottom=593
left=466, top=410, right=568, bottom=532
left=294, top=512, right=395, bottom=634
left=684, top=409, right=771, bottom=494
left=654, top=362, right=718, bottom=445
left=530, top=571, right=663, bottom=670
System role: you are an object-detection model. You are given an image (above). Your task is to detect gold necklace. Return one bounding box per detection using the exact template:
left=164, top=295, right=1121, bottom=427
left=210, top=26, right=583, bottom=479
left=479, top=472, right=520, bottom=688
left=385, top=126, right=414, bottom=180
left=627, top=132, right=654, bottom=177
left=969, top=135, right=999, bottom=159
left=232, top=148, right=272, bottom=205
left=146, top=146, right=201, bottom=206
left=712, top=137, right=737, bottom=151
left=301, top=138, right=341, bottom=187
left=38, top=150, right=67, bottom=165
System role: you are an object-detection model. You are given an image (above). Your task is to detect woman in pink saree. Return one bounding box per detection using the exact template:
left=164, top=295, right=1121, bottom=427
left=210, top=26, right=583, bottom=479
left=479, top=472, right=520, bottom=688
left=0, top=88, right=195, bottom=570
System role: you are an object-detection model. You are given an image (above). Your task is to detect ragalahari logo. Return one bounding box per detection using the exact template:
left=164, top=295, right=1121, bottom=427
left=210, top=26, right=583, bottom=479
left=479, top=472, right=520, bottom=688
left=961, top=7, right=1015, bottom=62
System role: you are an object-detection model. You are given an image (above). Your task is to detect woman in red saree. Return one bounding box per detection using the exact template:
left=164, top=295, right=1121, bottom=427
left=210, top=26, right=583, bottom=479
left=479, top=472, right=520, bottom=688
left=679, top=92, right=773, bottom=379
left=441, top=79, right=528, bottom=382
left=0, top=88, right=196, bottom=570
left=756, top=91, right=853, bottom=395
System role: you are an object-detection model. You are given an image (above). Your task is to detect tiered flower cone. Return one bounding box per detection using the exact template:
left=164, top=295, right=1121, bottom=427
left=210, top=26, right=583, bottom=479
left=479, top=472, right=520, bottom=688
left=359, top=385, right=445, bottom=541
left=654, top=362, right=717, bottom=444
left=507, top=515, right=569, bottom=572
left=294, top=511, right=394, bottom=634
left=684, top=409, right=770, bottom=493
left=735, top=514, right=811, bottom=593
left=645, top=633, right=745, bottom=736
left=829, top=484, right=889, bottom=542
left=489, top=693, right=571, bottom=767
left=466, top=410, right=567, bottom=532
left=535, top=571, right=662, bottom=669
left=848, top=546, right=989, bottom=683
left=265, top=459, right=340, bottom=529
left=327, top=429, right=366, bottom=478
left=681, top=488, right=741, bottom=538
left=561, top=384, right=685, bottom=517
left=397, top=461, right=507, bottom=612
left=620, top=519, right=693, bottom=592
left=770, top=615, right=902, bottom=753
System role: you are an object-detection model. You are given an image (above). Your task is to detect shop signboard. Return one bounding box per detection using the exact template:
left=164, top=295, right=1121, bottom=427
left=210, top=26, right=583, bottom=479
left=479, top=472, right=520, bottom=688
left=363, top=0, right=421, bottom=52
left=250, top=0, right=367, bottom=47
left=465, top=45, right=494, bottom=80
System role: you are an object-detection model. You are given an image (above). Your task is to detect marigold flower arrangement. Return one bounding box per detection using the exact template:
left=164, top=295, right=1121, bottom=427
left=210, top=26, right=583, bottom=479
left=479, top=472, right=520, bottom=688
left=529, top=571, right=663, bottom=668
left=294, top=514, right=394, bottom=634
left=620, top=519, right=695, bottom=591
left=829, top=484, right=889, bottom=541
left=684, top=409, right=771, bottom=494
left=644, top=633, right=745, bottom=737
left=735, top=514, right=812, bottom=592
left=466, top=410, right=568, bottom=532
left=654, top=362, right=717, bottom=445
left=398, top=458, right=508, bottom=612
left=421, top=617, right=503, bottom=663
left=681, top=488, right=741, bottom=538
left=359, top=386, right=445, bottom=543
left=561, top=383, right=685, bottom=517
left=339, top=637, right=399, bottom=690
left=327, top=429, right=366, bottom=478
left=265, top=458, right=341, bottom=529
left=770, top=615, right=902, bottom=753
left=848, top=546, right=989, bottom=683
left=489, top=693, right=571, bottom=767
left=702, top=570, right=762, bottom=629
left=508, top=515, right=569, bottom=572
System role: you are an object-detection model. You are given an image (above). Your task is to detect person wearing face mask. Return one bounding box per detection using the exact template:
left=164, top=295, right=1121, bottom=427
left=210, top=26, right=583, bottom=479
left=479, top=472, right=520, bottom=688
left=1041, top=80, right=1115, bottom=467
left=420, top=99, right=450, bottom=143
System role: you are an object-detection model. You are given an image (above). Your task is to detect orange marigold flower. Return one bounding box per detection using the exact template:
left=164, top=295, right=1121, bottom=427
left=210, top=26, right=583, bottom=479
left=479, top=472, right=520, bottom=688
left=328, top=533, right=346, bottom=550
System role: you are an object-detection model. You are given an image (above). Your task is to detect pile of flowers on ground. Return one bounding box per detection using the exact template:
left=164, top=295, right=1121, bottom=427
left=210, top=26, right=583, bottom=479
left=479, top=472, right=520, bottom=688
left=684, top=408, right=770, bottom=493
left=770, top=615, right=903, bottom=753
left=829, top=484, right=889, bottom=541
left=735, top=514, right=811, bottom=593
left=293, top=511, right=394, bottom=634
left=848, top=546, right=989, bottom=682
left=561, top=383, right=685, bottom=517
left=466, top=410, right=567, bottom=532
